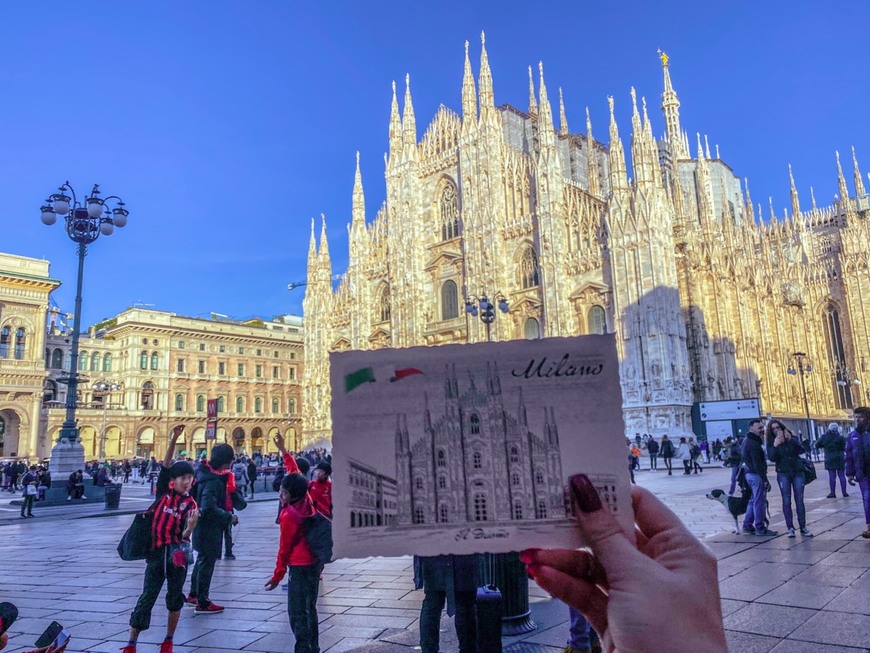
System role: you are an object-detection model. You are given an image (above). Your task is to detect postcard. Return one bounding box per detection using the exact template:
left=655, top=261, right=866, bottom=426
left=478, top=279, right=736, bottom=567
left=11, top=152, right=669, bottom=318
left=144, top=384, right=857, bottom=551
left=329, top=334, right=633, bottom=558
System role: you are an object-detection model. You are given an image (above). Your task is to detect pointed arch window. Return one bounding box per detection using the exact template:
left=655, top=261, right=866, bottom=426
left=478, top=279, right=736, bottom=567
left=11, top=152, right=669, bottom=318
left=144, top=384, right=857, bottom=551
left=438, top=475, right=447, bottom=489
left=439, top=183, right=461, bottom=241
left=437, top=449, right=446, bottom=467
left=536, top=499, right=548, bottom=519
left=441, top=280, right=459, bottom=320
left=13, top=328, right=25, bottom=360
left=414, top=506, right=425, bottom=524
left=0, top=326, right=9, bottom=357
left=103, top=353, right=112, bottom=372
left=378, top=285, right=391, bottom=322
left=822, top=303, right=852, bottom=409
left=90, top=352, right=101, bottom=371
left=513, top=500, right=523, bottom=520
left=415, top=477, right=424, bottom=490
left=473, top=494, right=488, bottom=521
left=439, top=503, right=449, bottom=523
left=472, top=451, right=482, bottom=469
left=511, top=472, right=520, bottom=486
left=509, top=446, right=519, bottom=464
left=520, top=247, right=540, bottom=288
left=79, top=352, right=89, bottom=370
left=588, top=305, right=607, bottom=335
left=470, top=414, right=480, bottom=434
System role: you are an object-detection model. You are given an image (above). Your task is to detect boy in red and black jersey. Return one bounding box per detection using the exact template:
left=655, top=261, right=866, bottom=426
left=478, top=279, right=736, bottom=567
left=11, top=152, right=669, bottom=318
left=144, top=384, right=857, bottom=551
left=125, top=426, right=198, bottom=653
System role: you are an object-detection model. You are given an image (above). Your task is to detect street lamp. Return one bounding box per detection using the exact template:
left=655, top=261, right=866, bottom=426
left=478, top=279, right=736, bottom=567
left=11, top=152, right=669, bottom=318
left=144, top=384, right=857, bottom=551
left=465, top=292, right=510, bottom=342
left=42, top=182, right=128, bottom=477
left=787, top=352, right=813, bottom=442
left=833, top=362, right=861, bottom=409
left=92, top=380, right=122, bottom=459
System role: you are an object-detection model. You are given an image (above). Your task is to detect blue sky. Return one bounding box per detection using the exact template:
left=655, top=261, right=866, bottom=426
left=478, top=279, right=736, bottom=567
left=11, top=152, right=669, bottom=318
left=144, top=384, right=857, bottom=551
left=4, top=2, right=868, bottom=326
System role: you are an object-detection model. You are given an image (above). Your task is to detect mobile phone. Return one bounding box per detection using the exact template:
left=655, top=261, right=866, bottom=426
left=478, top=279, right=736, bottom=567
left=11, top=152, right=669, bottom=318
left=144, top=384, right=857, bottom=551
left=0, top=602, right=18, bottom=636
left=34, top=621, right=63, bottom=648
left=52, top=628, right=70, bottom=650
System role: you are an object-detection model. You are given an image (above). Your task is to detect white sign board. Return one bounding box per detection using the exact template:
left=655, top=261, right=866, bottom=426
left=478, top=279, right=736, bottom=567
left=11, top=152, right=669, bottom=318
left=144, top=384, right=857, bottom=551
left=699, top=399, right=760, bottom=422
left=705, top=420, right=733, bottom=438
left=329, top=334, right=634, bottom=558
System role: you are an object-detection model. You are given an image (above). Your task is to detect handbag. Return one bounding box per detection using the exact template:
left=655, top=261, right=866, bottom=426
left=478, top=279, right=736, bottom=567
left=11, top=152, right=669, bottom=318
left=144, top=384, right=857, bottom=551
left=801, top=457, right=817, bottom=484
left=117, top=503, right=157, bottom=561
left=25, top=485, right=37, bottom=497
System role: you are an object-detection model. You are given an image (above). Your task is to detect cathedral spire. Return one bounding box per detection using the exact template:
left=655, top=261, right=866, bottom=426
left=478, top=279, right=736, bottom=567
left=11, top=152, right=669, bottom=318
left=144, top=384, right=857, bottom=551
left=318, top=214, right=331, bottom=266
left=402, top=74, right=417, bottom=152
left=608, top=96, right=628, bottom=190
left=852, top=146, right=866, bottom=197
left=307, top=216, right=317, bottom=267
left=659, top=49, right=687, bottom=159
left=788, top=164, right=801, bottom=218
left=527, top=65, right=537, bottom=116
left=478, top=31, right=495, bottom=112
left=537, top=62, right=555, bottom=144
left=744, top=178, right=755, bottom=223
left=629, top=87, right=648, bottom=185
left=586, top=107, right=600, bottom=197
left=388, top=81, right=402, bottom=163
left=558, top=87, right=569, bottom=135
left=810, top=186, right=818, bottom=212
left=836, top=150, right=850, bottom=210
left=352, top=151, right=365, bottom=226
left=461, top=40, right=477, bottom=124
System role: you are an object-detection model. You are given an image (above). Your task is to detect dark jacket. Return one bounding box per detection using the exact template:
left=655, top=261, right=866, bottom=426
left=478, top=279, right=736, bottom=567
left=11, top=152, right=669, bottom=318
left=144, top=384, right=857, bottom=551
left=741, top=433, right=768, bottom=479
left=647, top=439, right=659, bottom=455
left=660, top=439, right=675, bottom=458
left=845, top=429, right=870, bottom=481
left=413, top=555, right=480, bottom=616
left=192, top=465, right=234, bottom=557
left=815, top=430, right=846, bottom=471
left=725, top=440, right=742, bottom=466
left=767, top=437, right=806, bottom=476
left=247, top=461, right=257, bottom=483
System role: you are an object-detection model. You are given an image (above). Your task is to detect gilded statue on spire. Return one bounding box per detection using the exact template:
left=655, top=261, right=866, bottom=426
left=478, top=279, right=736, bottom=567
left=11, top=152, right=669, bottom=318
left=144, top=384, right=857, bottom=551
left=657, top=49, right=669, bottom=67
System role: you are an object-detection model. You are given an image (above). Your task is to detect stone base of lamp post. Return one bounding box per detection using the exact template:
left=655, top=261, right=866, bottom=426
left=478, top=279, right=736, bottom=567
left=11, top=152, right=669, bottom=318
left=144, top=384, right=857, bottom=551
left=47, top=438, right=87, bottom=479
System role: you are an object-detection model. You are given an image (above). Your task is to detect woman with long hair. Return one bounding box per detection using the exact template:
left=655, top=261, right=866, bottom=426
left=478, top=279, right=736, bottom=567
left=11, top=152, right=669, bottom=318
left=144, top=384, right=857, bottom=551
left=766, top=419, right=813, bottom=538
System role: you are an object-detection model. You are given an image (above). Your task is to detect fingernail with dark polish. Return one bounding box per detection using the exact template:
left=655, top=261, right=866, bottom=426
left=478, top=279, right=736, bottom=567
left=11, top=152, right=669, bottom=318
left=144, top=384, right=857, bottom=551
left=519, top=548, right=540, bottom=565
left=526, top=564, right=540, bottom=580
left=570, top=474, right=603, bottom=513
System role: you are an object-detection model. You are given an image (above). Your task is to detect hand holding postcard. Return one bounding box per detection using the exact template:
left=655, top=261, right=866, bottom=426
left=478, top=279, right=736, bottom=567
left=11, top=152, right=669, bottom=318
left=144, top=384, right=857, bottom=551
left=330, top=334, right=634, bottom=558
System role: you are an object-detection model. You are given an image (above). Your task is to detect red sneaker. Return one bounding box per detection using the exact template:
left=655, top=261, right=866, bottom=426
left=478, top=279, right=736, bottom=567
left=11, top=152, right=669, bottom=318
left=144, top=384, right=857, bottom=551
left=195, top=602, right=224, bottom=614
left=185, top=594, right=197, bottom=606
left=159, top=640, right=173, bottom=653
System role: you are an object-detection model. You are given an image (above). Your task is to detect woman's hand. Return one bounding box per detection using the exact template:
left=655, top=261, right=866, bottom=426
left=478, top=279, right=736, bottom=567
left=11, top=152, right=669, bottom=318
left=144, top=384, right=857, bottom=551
left=264, top=580, right=279, bottom=591
left=774, top=433, right=787, bottom=447
left=523, top=474, right=727, bottom=653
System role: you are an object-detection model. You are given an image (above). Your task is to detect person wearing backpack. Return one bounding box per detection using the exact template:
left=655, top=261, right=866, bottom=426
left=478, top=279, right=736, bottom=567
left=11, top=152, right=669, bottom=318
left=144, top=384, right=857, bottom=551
left=659, top=435, right=675, bottom=475
left=265, top=473, right=321, bottom=653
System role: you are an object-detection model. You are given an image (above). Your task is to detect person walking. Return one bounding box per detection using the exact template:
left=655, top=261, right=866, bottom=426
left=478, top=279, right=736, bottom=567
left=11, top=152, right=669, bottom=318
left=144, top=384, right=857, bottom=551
left=845, top=406, right=870, bottom=539
left=741, top=418, right=777, bottom=536
left=646, top=436, right=659, bottom=471
left=19, top=466, right=38, bottom=518
left=676, top=437, right=692, bottom=475
left=414, top=555, right=478, bottom=653
left=816, top=423, right=849, bottom=498
left=265, top=473, right=322, bottom=653
left=767, top=420, right=813, bottom=538
left=189, top=443, right=237, bottom=614
left=124, top=426, right=198, bottom=653
left=246, top=458, right=258, bottom=499
left=689, top=438, right=703, bottom=474
left=725, top=435, right=744, bottom=495
left=660, top=435, right=675, bottom=475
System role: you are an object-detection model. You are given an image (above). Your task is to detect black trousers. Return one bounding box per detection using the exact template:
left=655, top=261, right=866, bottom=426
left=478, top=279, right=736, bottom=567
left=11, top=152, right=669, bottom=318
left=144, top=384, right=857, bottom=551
left=683, top=460, right=692, bottom=474
left=419, top=589, right=477, bottom=653
left=130, top=546, right=187, bottom=630
left=223, top=523, right=233, bottom=556
left=287, top=564, right=322, bottom=653
left=663, top=457, right=673, bottom=473
left=20, top=495, right=34, bottom=516
left=189, top=551, right=218, bottom=607
left=649, top=454, right=658, bottom=470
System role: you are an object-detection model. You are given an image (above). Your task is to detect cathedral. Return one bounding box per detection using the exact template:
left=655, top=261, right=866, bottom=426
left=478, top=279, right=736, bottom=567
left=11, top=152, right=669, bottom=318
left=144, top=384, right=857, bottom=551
left=391, top=363, right=565, bottom=527
left=301, top=34, right=870, bottom=446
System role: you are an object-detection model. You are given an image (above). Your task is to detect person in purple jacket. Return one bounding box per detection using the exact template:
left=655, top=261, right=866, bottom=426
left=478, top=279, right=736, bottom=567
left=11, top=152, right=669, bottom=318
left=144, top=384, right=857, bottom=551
left=845, top=406, right=870, bottom=539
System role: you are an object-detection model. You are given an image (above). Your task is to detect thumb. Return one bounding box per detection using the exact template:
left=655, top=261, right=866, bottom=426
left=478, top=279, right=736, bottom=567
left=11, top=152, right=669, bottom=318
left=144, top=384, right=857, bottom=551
left=569, top=474, right=643, bottom=581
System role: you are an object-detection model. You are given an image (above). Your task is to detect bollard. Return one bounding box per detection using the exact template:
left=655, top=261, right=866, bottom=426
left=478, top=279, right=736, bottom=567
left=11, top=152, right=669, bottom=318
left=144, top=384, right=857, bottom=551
left=480, top=552, right=537, bottom=636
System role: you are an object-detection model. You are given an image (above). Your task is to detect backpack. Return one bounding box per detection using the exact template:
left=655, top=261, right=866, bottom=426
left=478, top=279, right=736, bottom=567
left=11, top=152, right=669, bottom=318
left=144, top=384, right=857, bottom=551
left=304, top=510, right=333, bottom=565
left=726, top=443, right=741, bottom=466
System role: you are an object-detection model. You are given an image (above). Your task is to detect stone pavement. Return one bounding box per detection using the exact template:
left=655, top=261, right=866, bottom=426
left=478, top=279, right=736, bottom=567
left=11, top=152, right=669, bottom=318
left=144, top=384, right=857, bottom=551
left=0, top=466, right=867, bottom=653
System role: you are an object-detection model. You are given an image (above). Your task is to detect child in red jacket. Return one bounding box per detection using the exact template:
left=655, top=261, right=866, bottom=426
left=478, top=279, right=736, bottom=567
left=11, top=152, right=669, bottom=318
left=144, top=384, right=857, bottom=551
left=265, top=473, right=320, bottom=653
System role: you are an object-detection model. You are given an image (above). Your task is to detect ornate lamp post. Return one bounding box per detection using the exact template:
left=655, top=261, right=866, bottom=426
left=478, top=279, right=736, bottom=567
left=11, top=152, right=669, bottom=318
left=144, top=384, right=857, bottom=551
left=92, top=380, right=122, bottom=459
left=465, top=292, right=509, bottom=342
left=41, top=182, right=128, bottom=477
left=787, top=352, right=813, bottom=441
left=833, top=362, right=862, bottom=409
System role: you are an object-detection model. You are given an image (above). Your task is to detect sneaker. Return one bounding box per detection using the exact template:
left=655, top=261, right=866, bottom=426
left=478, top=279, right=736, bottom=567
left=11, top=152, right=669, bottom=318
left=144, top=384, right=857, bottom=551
left=185, top=594, right=198, bottom=606
left=741, top=525, right=755, bottom=534
left=67, top=496, right=71, bottom=501
left=861, top=527, right=870, bottom=540
left=754, top=528, right=778, bottom=537
left=800, top=528, right=813, bottom=537
left=843, top=493, right=850, bottom=498
left=826, top=493, right=836, bottom=498
left=787, top=528, right=796, bottom=538
left=195, top=602, right=224, bottom=614
left=82, top=495, right=87, bottom=499
left=159, top=640, right=173, bottom=653
left=224, top=553, right=236, bottom=560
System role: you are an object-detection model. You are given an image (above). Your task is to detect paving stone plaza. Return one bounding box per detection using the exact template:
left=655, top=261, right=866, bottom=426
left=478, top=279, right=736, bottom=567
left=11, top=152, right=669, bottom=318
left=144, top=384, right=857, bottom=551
left=1, top=465, right=868, bottom=653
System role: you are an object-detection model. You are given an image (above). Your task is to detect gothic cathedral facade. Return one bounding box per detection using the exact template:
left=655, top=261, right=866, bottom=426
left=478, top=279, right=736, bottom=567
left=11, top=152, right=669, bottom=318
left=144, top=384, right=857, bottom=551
left=302, top=35, right=870, bottom=446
